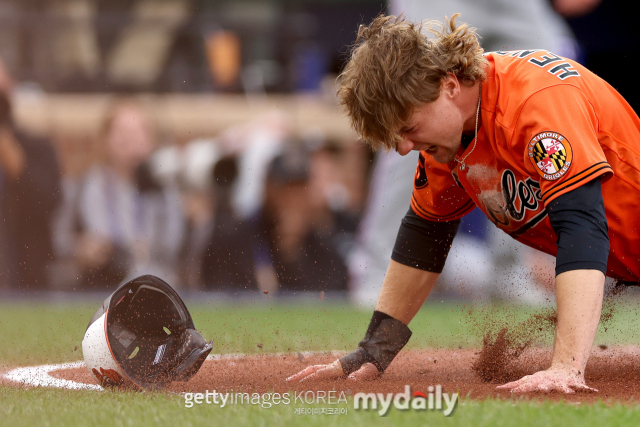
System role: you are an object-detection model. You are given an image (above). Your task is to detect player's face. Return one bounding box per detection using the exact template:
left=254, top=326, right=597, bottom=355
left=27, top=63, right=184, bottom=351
left=395, top=75, right=478, bottom=163
left=396, top=94, right=465, bottom=162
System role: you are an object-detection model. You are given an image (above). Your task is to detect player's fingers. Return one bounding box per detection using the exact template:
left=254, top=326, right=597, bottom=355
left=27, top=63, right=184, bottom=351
left=347, top=363, right=380, bottom=381
left=510, top=383, right=537, bottom=394
left=285, top=365, right=329, bottom=382
left=538, top=383, right=551, bottom=393
left=572, top=383, right=598, bottom=393
left=559, top=383, right=575, bottom=394
left=510, top=377, right=544, bottom=394
left=496, top=382, right=519, bottom=390
left=299, top=363, right=345, bottom=382
left=496, top=376, right=529, bottom=390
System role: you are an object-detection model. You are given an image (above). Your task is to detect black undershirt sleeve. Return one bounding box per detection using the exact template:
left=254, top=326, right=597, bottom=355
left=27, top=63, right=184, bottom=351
left=391, top=208, right=460, bottom=273
left=547, top=177, right=609, bottom=276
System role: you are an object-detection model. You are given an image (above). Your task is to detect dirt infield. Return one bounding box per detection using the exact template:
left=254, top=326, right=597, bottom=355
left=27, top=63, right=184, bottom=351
left=43, top=346, right=640, bottom=404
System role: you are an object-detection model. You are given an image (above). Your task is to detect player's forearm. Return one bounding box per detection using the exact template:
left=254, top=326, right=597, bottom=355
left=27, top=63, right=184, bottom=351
left=375, top=259, right=440, bottom=325
left=551, top=269, right=605, bottom=372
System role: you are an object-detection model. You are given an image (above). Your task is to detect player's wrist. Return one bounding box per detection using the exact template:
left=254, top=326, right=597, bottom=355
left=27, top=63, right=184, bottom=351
left=339, top=347, right=377, bottom=375
left=339, top=310, right=412, bottom=375
left=547, top=362, right=586, bottom=379
left=549, top=356, right=587, bottom=373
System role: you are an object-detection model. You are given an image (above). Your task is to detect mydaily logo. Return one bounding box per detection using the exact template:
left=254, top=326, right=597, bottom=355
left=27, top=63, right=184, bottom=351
left=353, top=385, right=458, bottom=416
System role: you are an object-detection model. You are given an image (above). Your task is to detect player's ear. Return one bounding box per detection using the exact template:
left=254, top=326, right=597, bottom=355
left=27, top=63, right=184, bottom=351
left=440, top=73, right=460, bottom=99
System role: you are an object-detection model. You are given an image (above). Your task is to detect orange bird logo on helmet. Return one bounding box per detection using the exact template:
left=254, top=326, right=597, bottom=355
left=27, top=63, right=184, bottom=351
left=92, top=367, right=124, bottom=388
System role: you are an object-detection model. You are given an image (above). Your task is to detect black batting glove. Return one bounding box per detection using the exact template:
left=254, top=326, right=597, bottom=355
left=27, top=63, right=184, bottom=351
left=339, top=310, right=412, bottom=375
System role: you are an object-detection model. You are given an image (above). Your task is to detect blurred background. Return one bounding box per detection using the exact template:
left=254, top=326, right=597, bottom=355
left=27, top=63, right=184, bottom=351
left=0, top=0, right=634, bottom=306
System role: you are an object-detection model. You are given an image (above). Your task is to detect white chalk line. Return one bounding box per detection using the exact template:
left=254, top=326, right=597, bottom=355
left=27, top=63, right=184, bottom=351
left=3, top=361, right=103, bottom=391
left=1, top=350, right=346, bottom=392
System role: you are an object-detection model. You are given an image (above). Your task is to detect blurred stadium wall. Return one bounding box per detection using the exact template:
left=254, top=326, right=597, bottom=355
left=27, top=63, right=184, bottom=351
left=1, top=0, right=386, bottom=174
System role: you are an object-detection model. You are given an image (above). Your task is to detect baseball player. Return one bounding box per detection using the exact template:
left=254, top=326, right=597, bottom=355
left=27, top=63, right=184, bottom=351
left=286, top=14, right=640, bottom=394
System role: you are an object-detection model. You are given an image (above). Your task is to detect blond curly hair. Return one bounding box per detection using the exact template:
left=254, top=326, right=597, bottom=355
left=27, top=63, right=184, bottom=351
left=338, top=14, right=488, bottom=151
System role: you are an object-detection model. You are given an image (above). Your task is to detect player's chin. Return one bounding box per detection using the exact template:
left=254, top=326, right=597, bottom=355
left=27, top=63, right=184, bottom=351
left=428, top=150, right=456, bottom=164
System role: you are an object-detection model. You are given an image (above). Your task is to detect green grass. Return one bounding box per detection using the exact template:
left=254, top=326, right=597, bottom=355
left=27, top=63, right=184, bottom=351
left=2, top=299, right=640, bottom=426
left=1, top=300, right=483, bottom=366
left=2, top=299, right=639, bottom=366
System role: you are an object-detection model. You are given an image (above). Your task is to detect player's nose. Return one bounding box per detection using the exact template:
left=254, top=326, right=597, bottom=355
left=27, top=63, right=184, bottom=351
left=396, top=138, right=414, bottom=156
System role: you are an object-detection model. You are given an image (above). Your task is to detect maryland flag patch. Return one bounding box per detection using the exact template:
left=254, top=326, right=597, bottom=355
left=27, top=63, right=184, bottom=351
left=528, top=132, right=573, bottom=180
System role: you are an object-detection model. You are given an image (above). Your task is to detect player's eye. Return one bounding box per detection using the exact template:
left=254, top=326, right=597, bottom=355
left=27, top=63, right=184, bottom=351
left=402, top=125, right=416, bottom=135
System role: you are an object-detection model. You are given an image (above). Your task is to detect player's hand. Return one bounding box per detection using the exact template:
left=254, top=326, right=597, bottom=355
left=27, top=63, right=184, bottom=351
left=285, top=359, right=379, bottom=382
left=496, top=366, right=598, bottom=394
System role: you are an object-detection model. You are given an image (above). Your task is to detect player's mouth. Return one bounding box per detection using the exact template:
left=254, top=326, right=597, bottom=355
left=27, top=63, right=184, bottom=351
left=425, top=145, right=437, bottom=153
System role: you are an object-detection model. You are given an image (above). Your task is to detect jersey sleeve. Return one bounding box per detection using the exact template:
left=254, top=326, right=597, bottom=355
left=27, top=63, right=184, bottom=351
left=410, top=152, right=475, bottom=221
left=515, top=84, right=613, bottom=206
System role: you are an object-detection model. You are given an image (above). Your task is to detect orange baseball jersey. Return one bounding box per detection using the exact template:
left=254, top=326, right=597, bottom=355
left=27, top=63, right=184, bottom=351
left=411, top=50, right=640, bottom=281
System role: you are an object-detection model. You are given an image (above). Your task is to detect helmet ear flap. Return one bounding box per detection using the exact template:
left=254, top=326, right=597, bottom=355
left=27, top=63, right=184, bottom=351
left=171, top=329, right=213, bottom=381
